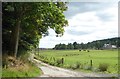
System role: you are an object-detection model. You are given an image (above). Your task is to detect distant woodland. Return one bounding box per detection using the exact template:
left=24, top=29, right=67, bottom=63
left=54, top=37, right=120, bottom=50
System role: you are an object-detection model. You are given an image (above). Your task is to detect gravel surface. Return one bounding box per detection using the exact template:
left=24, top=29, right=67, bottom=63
left=33, top=59, right=118, bottom=77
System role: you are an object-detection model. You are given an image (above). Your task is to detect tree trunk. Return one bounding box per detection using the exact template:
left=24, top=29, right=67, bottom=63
left=9, top=20, right=21, bottom=58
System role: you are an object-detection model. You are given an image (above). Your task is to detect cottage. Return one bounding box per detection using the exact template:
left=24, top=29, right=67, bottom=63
left=103, top=44, right=117, bottom=49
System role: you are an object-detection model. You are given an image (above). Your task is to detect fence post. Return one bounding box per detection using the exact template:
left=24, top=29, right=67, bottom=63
left=90, top=60, right=92, bottom=68
left=61, top=58, right=64, bottom=64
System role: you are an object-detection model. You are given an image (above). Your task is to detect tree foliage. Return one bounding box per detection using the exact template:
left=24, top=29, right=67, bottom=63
left=2, top=2, right=68, bottom=57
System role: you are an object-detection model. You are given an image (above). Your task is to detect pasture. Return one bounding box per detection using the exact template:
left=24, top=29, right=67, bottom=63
left=35, top=49, right=118, bottom=74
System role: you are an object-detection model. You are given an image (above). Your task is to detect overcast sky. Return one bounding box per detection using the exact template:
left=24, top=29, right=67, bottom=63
left=39, top=2, right=118, bottom=48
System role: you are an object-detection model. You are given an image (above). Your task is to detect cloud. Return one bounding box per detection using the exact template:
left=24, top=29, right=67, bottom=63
left=64, top=2, right=117, bottom=19
left=96, top=7, right=118, bottom=21
left=39, top=2, right=118, bottom=48
left=67, top=30, right=91, bottom=36
left=68, top=11, right=101, bottom=27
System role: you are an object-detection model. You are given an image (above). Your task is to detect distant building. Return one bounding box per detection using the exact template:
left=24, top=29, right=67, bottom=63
left=103, top=44, right=117, bottom=49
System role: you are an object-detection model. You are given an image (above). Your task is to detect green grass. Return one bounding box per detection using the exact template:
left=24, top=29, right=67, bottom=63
left=35, top=49, right=118, bottom=74
left=2, top=52, right=42, bottom=77
left=2, top=62, right=42, bottom=77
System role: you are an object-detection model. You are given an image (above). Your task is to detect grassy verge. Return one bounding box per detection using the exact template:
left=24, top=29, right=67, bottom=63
left=2, top=53, right=42, bottom=77
left=2, top=63, right=41, bottom=77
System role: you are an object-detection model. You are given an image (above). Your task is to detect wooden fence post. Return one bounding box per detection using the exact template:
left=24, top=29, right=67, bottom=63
left=90, top=60, right=92, bottom=68
left=61, top=58, right=64, bottom=64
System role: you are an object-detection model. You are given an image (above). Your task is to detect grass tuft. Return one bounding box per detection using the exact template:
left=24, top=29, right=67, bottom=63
left=98, top=63, right=109, bottom=72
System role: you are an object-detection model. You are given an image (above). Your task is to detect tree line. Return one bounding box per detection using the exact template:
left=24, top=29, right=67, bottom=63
left=54, top=37, right=120, bottom=50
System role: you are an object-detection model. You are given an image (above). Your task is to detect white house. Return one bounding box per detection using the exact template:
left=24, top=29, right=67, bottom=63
left=103, top=44, right=117, bottom=49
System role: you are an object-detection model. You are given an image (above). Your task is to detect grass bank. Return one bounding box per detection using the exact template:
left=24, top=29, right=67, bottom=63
left=2, top=53, right=42, bottom=77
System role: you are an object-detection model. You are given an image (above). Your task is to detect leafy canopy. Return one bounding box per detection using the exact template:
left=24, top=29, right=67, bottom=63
left=2, top=2, right=68, bottom=56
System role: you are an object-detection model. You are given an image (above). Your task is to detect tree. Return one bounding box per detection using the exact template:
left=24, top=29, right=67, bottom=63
left=2, top=2, right=68, bottom=57
left=54, top=43, right=67, bottom=50
left=73, top=42, right=78, bottom=49
left=117, top=38, right=120, bottom=48
left=67, top=43, right=74, bottom=49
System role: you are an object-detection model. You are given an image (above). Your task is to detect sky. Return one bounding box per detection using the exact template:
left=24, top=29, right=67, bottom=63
left=39, top=2, right=118, bottom=48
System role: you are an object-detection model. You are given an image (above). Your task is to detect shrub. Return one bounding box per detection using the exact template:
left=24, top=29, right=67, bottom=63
left=84, top=65, right=92, bottom=70
left=71, top=64, right=77, bottom=70
left=54, top=62, right=58, bottom=66
left=92, top=67, right=100, bottom=72
left=49, top=61, right=55, bottom=66
left=71, top=62, right=81, bottom=70
left=98, top=63, right=109, bottom=72
left=76, top=62, right=81, bottom=69
left=56, top=59, right=61, bottom=65
left=80, top=64, right=83, bottom=69
left=56, top=58, right=64, bottom=66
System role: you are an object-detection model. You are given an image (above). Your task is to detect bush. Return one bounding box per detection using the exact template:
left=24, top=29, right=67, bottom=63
left=76, top=62, right=81, bottom=69
left=71, top=64, right=77, bottom=70
left=56, top=58, right=64, bottom=66
left=49, top=61, right=55, bottom=66
left=92, top=67, right=100, bottom=72
left=71, top=62, right=81, bottom=70
left=79, top=64, right=83, bottom=69
left=98, top=63, right=109, bottom=72
left=84, top=65, right=92, bottom=70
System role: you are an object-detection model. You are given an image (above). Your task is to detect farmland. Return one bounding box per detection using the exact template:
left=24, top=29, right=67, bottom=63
left=35, top=49, right=118, bottom=74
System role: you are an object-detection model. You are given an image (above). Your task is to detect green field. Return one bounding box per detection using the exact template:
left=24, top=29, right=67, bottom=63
left=35, top=49, right=118, bottom=74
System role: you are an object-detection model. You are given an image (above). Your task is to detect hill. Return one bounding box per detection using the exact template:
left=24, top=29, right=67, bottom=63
left=54, top=37, right=120, bottom=50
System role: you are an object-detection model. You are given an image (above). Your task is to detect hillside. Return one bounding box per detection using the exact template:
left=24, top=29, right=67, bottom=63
left=54, top=37, right=120, bottom=50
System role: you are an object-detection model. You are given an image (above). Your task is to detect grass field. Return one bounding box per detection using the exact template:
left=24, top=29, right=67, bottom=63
left=35, top=49, right=118, bottom=74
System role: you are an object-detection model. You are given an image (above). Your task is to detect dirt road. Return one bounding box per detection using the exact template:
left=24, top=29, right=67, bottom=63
left=33, top=59, right=117, bottom=77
